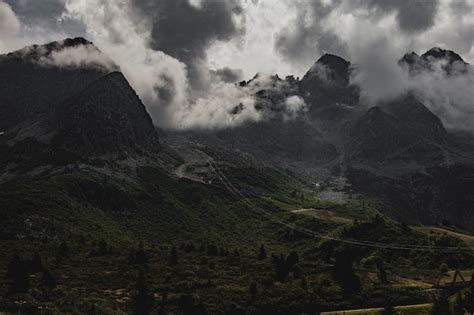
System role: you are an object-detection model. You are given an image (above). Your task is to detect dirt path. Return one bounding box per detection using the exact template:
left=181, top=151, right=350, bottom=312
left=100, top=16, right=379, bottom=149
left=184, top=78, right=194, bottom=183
left=291, top=208, right=353, bottom=224
left=321, top=303, right=432, bottom=314
left=414, top=226, right=474, bottom=249
left=174, top=163, right=208, bottom=185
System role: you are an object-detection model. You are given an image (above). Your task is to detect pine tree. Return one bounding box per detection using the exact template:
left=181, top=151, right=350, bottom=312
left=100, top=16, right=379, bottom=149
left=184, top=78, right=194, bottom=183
left=170, top=246, right=178, bottom=266
left=332, top=249, right=360, bottom=296
left=7, top=253, right=30, bottom=294
left=58, top=241, right=69, bottom=257
left=98, top=239, right=108, bottom=256
left=466, top=276, right=474, bottom=314
left=301, top=276, right=308, bottom=290
left=249, top=282, right=258, bottom=295
left=274, top=255, right=289, bottom=282
left=42, top=268, right=57, bottom=290
left=439, top=263, right=449, bottom=274
left=199, top=243, right=206, bottom=252
left=132, top=270, right=152, bottom=315
left=184, top=242, right=196, bottom=253
left=376, top=257, right=388, bottom=283
left=131, top=241, right=147, bottom=265
left=453, top=292, right=465, bottom=315
left=30, top=252, right=43, bottom=273
left=431, top=295, right=452, bottom=315
left=286, top=250, right=299, bottom=269
left=381, top=306, right=396, bottom=315
left=207, top=243, right=218, bottom=256
left=258, top=244, right=267, bottom=260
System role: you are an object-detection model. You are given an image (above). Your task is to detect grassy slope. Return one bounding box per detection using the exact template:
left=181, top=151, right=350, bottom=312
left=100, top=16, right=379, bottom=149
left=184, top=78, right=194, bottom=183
left=414, top=226, right=474, bottom=249
left=0, top=164, right=473, bottom=313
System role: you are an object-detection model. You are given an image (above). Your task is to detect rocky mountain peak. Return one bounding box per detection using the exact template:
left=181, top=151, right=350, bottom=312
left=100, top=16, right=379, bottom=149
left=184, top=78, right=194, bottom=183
left=314, top=53, right=351, bottom=75
left=421, top=47, right=465, bottom=64
left=0, top=38, right=160, bottom=170
left=400, top=47, right=468, bottom=75
left=400, top=52, right=420, bottom=65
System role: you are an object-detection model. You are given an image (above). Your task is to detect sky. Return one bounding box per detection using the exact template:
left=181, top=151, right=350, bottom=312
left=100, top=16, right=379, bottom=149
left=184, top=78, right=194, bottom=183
left=0, top=0, right=473, bottom=130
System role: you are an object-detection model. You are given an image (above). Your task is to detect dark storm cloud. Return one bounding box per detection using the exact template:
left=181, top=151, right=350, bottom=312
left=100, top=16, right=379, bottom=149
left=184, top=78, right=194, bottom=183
left=361, top=0, right=440, bottom=33
left=4, top=0, right=83, bottom=35
left=132, top=0, right=245, bottom=91
left=275, top=0, right=348, bottom=68
left=449, top=0, right=473, bottom=17
left=275, top=0, right=441, bottom=68
left=210, top=67, right=244, bottom=83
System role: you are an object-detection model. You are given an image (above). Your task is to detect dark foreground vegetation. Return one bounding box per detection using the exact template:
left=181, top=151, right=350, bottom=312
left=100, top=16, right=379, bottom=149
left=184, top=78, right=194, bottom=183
left=1, top=165, right=473, bottom=314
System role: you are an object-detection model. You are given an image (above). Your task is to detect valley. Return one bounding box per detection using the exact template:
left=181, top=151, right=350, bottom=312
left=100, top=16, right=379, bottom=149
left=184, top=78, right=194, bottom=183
left=0, top=38, right=473, bottom=314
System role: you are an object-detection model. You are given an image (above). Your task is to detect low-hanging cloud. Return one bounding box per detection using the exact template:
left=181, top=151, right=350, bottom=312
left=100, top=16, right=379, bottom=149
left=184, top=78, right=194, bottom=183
left=62, top=0, right=190, bottom=129
left=0, top=2, right=20, bottom=36
left=174, top=73, right=307, bottom=129
left=60, top=0, right=306, bottom=130
left=1, top=0, right=473, bottom=132
left=132, top=0, right=245, bottom=94
left=347, top=32, right=474, bottom=131
left=0, top=2, right=21, bottom=52
left=37, top=43, right=118, bottom=71
left=284, top=95, right=307, bottom=121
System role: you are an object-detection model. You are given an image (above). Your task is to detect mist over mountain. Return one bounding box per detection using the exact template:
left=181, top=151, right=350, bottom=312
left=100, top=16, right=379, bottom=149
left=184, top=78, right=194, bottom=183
left=1, top=38, right=474, bottom=229
left=1, top=1, right=474, bottom=312
left=0, top=38, right=162, bottom=177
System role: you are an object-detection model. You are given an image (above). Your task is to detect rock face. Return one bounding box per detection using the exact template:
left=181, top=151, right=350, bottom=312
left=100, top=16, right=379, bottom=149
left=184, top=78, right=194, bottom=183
left=299, top=54, right=359, bottom=113
left=49, top=71, right=160, bottom=155
left=347, top=95, right=447, bottom=164
left=0, top=38, right=160, bottom=171
left=400, top=47, right=469, bottom=75
left=184, top=48, right=474, bottom=229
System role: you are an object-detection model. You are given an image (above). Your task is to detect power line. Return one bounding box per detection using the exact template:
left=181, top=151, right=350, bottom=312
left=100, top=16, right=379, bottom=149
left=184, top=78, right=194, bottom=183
left=204, top=154, right=472, bottom=253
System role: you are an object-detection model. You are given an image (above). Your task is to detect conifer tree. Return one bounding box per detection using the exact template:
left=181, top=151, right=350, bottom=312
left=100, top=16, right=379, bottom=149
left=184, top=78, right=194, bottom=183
left=31, top=251, right=43, bottom=273
left=132, top=270, right=152, bottom=315
left=7, top=253, right=29, bottom=293
left=170, top=246, right=178, bottom=266
left=258, top=244, right=267, bottom=260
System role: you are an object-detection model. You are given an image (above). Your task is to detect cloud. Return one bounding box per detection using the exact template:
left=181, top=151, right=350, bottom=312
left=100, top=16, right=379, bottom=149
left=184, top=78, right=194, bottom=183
left=355, top=0, right=440, bottom=33
left=275, top=0, right=348, bottom=71
left=409, top=64, right=474, bottom=131
left=320, top=1, right=474, bottom=132
left=0, top=2, right=20, bottom=36
left=132, top=0, right=245, bottom=92
left=60, top=0, right=307, bottom=130
left=210, top=67, right=244, bottom=83
left=0, top=2, right=21, bottom=52
left=345, top=31, right=474, bottom=131
left=2, top=0, right=473, bottom=131
left=284, top=95, right=307, bottom=121
left=37, top=42, right=118, bottom=71
left=176, top=73, right=306, bottom=129
left=342, top=16, right=409, bottom=104
left=62, top=0, right=190, bottom=129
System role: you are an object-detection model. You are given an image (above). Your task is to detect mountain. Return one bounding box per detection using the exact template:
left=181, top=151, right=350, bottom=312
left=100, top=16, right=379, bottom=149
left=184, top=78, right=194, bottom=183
left=347, top=94, right=448, bottom=165
left=299, top=53, right=360, bottom=115
left=1, top=39, right=474, bottom=314
left=400, top=47, right=469, bottom=75
left=0, top=38, right=160, bottom=174
left=175, top=48, right=474, bottom=230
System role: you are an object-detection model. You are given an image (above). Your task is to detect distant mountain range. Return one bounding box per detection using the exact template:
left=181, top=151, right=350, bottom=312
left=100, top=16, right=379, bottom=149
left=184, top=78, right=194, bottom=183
left=1, top=38, right=473, bottom=230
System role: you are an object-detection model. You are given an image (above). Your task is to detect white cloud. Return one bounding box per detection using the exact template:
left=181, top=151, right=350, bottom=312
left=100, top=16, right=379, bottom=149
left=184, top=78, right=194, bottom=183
left=38, top=43, right=118, bottom=71
left=0, top=1, right=21, bottom=52
left=0, top=2, right=20, bottom=36
left=284, top=95, right=307, bottom=121
left=1, top=0, right=472, bottom=131
left=62, top=0, right=190, bottom=129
